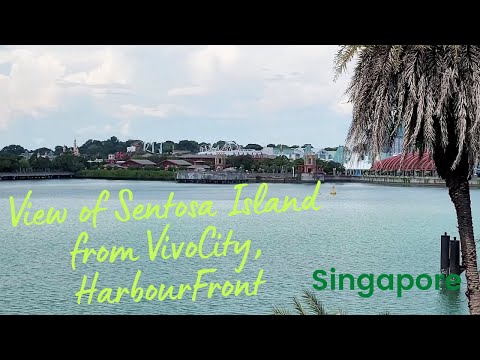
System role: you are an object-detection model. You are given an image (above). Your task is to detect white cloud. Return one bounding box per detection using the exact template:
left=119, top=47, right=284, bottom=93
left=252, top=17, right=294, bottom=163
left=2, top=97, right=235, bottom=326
left=184, top=45, right=352, bottom=116
left=0, top=50, right=66, bottom=128
left=0, top=46, right=134, bottom=129
left=0, top=45, right=355, bottom=149
left=62, top=48, right=132, bottom=86
left=118, top=103, right=181, bottom=118
left=189, top=45, right=240, bottom=84
left=167, top=85, right=207, bottom=96
left=76, top=124, right=113, bottom=135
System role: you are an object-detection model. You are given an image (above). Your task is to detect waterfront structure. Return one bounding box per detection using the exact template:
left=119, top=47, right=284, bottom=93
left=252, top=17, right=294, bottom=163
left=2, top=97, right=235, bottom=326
left=370, top=152, right=437, bottom=177
left=187, top=160, right=211, bottom=171
left=215, top=152, right=227, bottom=171
left=344, top=153, right=373, bottom=176
left=122, top=159, right=157, bottom=168
left=298, top=144, right=324, bottom=182
left=159, top=159, right=192, bottom=170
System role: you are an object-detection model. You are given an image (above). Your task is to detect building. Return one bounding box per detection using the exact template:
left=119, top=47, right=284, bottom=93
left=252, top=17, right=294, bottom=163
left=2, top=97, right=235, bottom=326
left=179, top=154, right=216, bottom=166
left=215, top=152, right=226, bottom=171
left=20, top=150, right=33, bottom=160
left=297, top=144, right=324, bottom=181
left=187, top=160, right=211, bottom=171
left=73, top=139, right=80, bottom=156
left=159, top=159, right=193, bottom=170
left=122, top=159, right=157, bottom=168
left=370, top=152, right=436, bottom=177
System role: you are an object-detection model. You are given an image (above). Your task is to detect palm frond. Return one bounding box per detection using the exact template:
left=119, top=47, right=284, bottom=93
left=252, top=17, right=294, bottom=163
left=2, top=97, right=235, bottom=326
left=334, top=45, right=364, bottom=81
left=301, top=289, right=328, bottom=315
left=272, top=306, right=292, bottom=315
left=292, top=296, right=307, bottom=315
left=335, top=45, right=480, bottom=173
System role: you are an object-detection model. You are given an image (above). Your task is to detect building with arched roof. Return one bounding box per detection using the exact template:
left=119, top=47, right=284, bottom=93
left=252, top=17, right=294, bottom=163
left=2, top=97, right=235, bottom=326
left=370, top=152, right=436, bottom=176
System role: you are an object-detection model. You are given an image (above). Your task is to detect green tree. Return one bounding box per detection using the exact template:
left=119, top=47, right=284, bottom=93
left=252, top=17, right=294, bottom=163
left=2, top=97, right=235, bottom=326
left=1, top=144, right=26, bottom=155
left=244, top=144, right=263, bottom=151
left=213, top=140, right=226, bottom=149
left=52, top=154, right=86, bottom=172
left=30, top=156, right=51, bottom=170
left=33, top=147, right=53, bottom=155
left=18, top=159, right=30, bottom=169
left=335, top=45, right=480, bottom=314
left=227, top=155, right=254, bottom=171
left=177, top=140, right=200, bottom=153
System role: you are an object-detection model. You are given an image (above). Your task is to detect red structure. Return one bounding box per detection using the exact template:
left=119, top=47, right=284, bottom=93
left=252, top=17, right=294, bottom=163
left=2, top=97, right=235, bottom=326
left=297, top=153, right=323, bottom=174
left=122, top=159, right=157, bottom=168
left=371, top=152, right=436, bottom=171
left=159, top=159, right=192, bottom=170
left=115, top=152, right=127, bottom=160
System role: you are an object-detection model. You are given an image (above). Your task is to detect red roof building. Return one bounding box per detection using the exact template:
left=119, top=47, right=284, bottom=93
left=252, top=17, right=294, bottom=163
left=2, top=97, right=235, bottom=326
left=371, top=152, right=436, bottom=171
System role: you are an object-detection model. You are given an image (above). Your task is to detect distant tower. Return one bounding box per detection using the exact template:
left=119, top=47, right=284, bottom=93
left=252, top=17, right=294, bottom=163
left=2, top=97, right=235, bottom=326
left=215, top=152, right=226, bottom=171
left=73, top=138, right=80, bottom=156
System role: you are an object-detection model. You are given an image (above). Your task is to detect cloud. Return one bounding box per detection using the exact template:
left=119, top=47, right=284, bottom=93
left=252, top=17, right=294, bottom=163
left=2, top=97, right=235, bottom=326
left=76, top=124, right=113, bottom=135
left=183, top=45, right=352, bottom=116
left=0, top=45, right=355, bottom=149
left=0, top=49, right=66, bottom=128
left=167, top=85, right=207, bottom=96
left=0, top=46, right=134, bottom=129
left=189, top=45, right=240, bottom=84
left=118, top=103, right=182, bottom=118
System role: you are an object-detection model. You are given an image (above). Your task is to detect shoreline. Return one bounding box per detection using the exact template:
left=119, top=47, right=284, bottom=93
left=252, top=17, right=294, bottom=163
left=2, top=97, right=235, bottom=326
left=2, top=172, right=480, bottom=189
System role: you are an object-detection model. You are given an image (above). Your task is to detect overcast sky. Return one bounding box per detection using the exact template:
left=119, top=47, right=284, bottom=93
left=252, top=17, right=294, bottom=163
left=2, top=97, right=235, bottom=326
left=0, top=45, right=353, bottom=150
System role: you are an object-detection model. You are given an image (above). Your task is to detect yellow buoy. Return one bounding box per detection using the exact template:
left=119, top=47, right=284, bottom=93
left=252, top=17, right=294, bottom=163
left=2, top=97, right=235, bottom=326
left=330, top=186, right=336, bottom=196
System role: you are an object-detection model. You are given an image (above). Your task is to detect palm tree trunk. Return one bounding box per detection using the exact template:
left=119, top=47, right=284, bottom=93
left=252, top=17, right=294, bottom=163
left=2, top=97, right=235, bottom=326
left=446, top=177, right=480, bottom=314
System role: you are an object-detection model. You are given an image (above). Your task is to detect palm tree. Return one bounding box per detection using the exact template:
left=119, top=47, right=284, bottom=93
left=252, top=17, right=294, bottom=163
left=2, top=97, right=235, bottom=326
left=272, top=289, right=389, bottom=315
left=334, top=45, right=480, bottom=314
left=272, top=289, right=330, bottom=315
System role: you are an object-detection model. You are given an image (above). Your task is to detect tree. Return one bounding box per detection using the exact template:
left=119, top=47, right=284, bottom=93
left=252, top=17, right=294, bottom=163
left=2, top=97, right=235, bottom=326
left=1, top=144, right=26, bottom=155
left=244, top=144, right=263, bottom=151
left=30, top=155, right=51, bottom=170
left=33, top=147, right=53, bottom=155
left=335, top=45, right=480, bottom=314
left=177, top=140, right=200, bottom=153
left=227, top=155, right=254, bottom=171
left=18, top=159, right=30, bottom=169
left=213, top=140, right=226, bottom=149
left=52, top=154, right=86, bottom=172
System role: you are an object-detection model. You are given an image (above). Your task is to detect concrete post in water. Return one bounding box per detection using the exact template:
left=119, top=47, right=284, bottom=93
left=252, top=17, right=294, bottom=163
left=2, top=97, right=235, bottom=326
left=441, top=232, right=450, bottom=275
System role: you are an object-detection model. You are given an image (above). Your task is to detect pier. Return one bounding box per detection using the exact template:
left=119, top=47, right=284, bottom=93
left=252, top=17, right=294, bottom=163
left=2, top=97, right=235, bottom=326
left=0, top=171, right=74, bottom=180
left=324, top=175, right=480, bottom=188
left=176, top=171, right=326, bottom=184
left=176, top=171, right=256, bottom=184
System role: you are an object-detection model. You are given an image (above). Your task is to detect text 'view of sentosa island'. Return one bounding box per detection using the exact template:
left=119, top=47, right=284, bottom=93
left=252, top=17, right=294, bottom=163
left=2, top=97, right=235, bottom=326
left=1, top=45, right=480, bottom=315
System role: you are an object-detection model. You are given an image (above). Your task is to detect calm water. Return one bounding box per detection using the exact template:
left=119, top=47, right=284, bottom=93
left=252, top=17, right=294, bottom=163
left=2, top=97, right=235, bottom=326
left=0, top=179, right=478, bottom=315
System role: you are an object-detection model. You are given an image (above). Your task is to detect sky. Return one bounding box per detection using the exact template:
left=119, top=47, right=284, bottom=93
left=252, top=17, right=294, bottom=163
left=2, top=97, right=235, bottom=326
left=0, top=45, right=353, bottom=150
